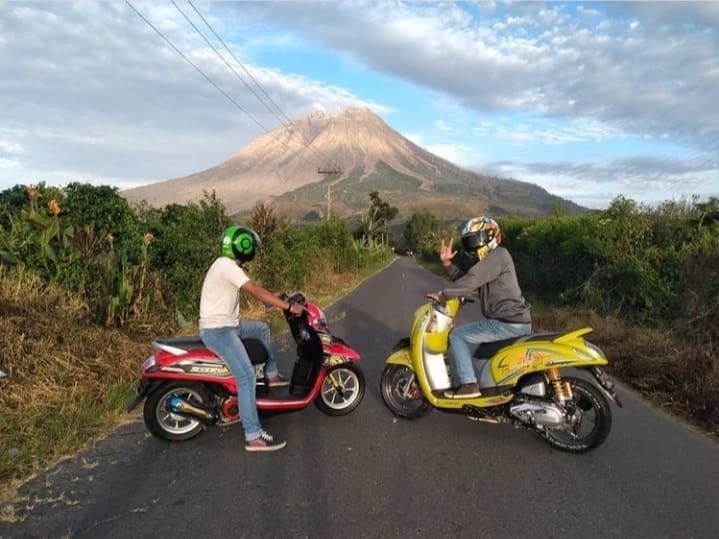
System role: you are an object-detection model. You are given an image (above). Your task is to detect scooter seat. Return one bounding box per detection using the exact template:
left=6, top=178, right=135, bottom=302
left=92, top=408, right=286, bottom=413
left=153, top=336, right=269, bottom=365
left=473, top=332, right=563, bottom=359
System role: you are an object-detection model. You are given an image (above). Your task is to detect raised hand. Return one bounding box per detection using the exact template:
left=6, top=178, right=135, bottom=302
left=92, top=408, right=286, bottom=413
left=440, top=238, right=457, bottom=266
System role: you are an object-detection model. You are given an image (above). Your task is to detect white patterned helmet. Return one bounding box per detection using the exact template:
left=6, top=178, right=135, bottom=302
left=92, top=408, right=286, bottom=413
left=460, top=216, right=502, bottom=261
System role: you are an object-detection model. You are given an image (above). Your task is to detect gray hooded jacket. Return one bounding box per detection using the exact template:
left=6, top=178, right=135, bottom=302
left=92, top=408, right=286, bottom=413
left=441, top=246, right=531, bottom=323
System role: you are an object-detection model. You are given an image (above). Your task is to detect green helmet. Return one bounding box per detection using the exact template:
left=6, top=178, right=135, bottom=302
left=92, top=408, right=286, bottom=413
left=220, top=226, right=261, bottom=262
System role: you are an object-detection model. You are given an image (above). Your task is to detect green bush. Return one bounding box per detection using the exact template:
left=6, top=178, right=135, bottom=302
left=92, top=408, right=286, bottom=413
left=503, top=196, right=719, bottom=326
left=0, top=184, right=393, bottom=328
left=402, top=196, right=718, bottom=329
left=147, top=193, right=227, bottom=317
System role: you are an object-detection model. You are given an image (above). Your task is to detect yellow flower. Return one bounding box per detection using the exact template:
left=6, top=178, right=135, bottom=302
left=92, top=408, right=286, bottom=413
left=143, top=232, right=154, bottom=246
left=106, top=233, right=115, bottom=247
left=48, top=199, right=61, bottom=216
left=25, top=185, right=40, bottom=200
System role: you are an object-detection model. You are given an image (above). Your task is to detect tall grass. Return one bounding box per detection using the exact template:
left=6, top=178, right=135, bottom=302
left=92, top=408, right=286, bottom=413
left=533, top=307, right=719, bottom=435
left=0, top=267, right=150, bottom=493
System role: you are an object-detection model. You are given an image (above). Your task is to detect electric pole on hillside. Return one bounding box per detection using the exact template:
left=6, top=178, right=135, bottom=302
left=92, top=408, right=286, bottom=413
left=318, top=166, right=342, bottom=220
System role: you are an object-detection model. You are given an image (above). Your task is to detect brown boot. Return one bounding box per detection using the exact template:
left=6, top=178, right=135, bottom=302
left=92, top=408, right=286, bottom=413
left=443, top=383, right=481, bottom=399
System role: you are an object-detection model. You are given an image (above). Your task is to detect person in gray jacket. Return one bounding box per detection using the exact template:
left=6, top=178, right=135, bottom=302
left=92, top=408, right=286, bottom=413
left=431, top=216, right=532, bottom=399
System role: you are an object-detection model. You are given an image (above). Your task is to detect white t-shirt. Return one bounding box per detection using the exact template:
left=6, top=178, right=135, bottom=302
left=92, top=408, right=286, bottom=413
left=199, top=257, right=250, bottom=329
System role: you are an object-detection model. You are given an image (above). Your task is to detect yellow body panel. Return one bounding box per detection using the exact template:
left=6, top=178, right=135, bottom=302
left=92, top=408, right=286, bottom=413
left=488, top=333, right=608, bottom=387
left=407, top=302, right=515, bottom=409
left=385, top=348, right=412, bottom=368
left=388, top=299, right=609, bottom=410
left=554, top=327, right=593, bottom=343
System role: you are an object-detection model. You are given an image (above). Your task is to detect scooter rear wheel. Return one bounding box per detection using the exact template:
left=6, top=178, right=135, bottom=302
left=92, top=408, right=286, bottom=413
left=541, top=376, right=612, bottom=454
left=144, top=381, right=211, bottom=441
left=380, top=365, right=431, bottom=419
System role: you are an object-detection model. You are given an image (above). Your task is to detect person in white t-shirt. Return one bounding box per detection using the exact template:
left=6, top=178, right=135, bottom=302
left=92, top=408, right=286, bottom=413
left=199, top=225, right=304, bottom=452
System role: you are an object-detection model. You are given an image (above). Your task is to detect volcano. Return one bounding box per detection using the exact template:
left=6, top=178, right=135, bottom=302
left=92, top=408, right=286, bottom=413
left=122, top=107, right=581, bottom=218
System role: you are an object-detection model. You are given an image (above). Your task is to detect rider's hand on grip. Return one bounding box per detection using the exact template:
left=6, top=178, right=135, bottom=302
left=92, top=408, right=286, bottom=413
left=426, top=292, right=443, bottom=304
left=288, top=302, right=305, bottom=316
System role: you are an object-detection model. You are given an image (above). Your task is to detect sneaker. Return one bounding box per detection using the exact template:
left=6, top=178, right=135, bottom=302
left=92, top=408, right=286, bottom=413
left=443, top=383, right=481, bottom=399
left=245, top=431, right=287, bottom=452
left=216, top=416, right=241, bottom=427
left=266, top=372, right=290, bottom=387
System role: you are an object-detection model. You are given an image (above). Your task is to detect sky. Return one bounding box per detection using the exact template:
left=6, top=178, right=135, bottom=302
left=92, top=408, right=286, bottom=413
left=0, top=1, right=717, bottom=209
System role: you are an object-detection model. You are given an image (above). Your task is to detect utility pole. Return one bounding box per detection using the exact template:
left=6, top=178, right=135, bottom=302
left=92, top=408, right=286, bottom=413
left=318, top=167, right=342, bottom=220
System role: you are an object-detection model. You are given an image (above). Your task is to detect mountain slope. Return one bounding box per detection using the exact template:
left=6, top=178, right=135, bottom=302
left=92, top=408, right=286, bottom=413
left=122, top=107, right=582, bottom=218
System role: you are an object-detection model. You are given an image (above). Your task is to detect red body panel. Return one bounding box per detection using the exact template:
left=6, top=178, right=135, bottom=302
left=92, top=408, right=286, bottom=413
left=141, top=334, right=360, bottom=411
left=324, top=341, right=360, bottom=361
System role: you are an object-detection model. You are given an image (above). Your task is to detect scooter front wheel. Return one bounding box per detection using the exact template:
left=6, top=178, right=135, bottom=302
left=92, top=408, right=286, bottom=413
left=380, top=365, right=431, bottom=419
left=144, top=381, right=211, bottom=441
left=315, top=364, right=365, bottom=416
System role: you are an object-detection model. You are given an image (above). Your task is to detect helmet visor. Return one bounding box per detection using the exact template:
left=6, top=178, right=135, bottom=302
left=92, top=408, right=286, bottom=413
left=461, top=230, right=490, bottom=252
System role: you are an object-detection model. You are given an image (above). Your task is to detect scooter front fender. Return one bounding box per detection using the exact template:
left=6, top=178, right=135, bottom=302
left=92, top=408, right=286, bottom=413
left=385, top=347, right=413, bottom=369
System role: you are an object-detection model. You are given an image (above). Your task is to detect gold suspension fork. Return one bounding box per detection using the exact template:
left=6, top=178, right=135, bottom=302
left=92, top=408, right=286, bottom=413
left=547, top=368, right=573, bottom=404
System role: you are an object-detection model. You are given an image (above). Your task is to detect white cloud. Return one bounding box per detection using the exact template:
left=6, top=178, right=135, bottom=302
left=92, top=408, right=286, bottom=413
left=0, top=139, right=24, bottom=155
left=403, top=133, right=424, bottom=145
left=435, top=120, right=458, bottom=132
left=0, top=158, right=21, bottom=170
left=251, top=1, right=719, bottom=152
left=481, top=155, right=719, bottom=208
left=478, top=117, right=627, bottom=146
left=424, top=143, right=476, bottom=166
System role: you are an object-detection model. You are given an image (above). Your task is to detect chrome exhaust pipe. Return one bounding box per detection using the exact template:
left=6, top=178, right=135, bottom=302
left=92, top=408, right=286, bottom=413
left=168, top=396, right=218, bottom=423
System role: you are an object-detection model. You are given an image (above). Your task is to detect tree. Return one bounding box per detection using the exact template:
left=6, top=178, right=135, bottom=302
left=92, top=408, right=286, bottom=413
left=401, top=209, right=441, bottom=254
left=357, top=192, right=398, bottom=246
left=62, top=182, right=143, bottom=259
left=149, top=192, right=228, bottom=315
left=369, top=191, right=398, bottom=222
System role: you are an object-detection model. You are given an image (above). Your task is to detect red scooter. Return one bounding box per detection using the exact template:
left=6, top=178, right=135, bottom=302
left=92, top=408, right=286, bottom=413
left=127, top=293, right=364, bottom=441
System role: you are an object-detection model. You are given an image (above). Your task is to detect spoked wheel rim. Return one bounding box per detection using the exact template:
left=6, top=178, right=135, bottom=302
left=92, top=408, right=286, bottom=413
left=321, top=367, right=361, bottom=410
left=156, top=387, right=204, bottom=435
left=381, top=365, right=428, bottom=417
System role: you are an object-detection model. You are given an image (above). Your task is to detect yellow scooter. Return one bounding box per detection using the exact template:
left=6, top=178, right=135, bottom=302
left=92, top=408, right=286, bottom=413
left=380, top=297, right=622, bottom=453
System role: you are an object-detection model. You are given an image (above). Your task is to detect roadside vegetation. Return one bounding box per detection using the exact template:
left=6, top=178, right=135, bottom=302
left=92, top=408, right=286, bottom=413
left=0, top=184, right=393, bottom=497
left=404, top=196, right=719, bottom=436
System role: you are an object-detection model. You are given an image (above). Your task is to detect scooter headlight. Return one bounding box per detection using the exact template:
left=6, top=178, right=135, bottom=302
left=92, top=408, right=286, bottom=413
left=318, top=309, right=328, bottom=329
left=141, top=355, right=157, bottom=373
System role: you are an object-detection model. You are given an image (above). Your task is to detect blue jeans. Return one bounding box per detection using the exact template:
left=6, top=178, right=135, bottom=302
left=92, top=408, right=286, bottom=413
left=199, top=320, right=279, bottom=441
left=449, top=319, right=532, bottom=385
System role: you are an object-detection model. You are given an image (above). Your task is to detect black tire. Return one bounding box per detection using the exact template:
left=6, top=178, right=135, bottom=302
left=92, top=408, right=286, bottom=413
left=380, top=364, right=431, bottom=419
left=143, top=381, right=212, bottom=442
left=315, top=364, right=366, bottom=416
left=542, top=376, right=612, bottom=454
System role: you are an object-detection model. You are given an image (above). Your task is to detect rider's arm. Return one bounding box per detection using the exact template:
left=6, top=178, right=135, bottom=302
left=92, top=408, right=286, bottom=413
left=441, top=250, right=504, bottom=298
left=242, top=280, right=303, bottom=315
left=443, top=263, right=464, bottom=281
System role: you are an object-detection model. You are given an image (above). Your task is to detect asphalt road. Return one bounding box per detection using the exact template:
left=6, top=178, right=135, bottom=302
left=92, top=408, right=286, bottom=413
left=2, top=257, right=719, bottom=538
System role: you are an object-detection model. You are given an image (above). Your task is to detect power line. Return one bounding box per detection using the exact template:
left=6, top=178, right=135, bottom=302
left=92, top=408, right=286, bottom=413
left=169, top=0, right=318, bottom=167
left=125, top=0, right=323, bottom=172
left=188, top=0, right=290, bottom=124
left=125, top=0, right=269, bottom=135
left=185, top=0, right=338, bottom=168
left=172, top=0, right=288, bottom=132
